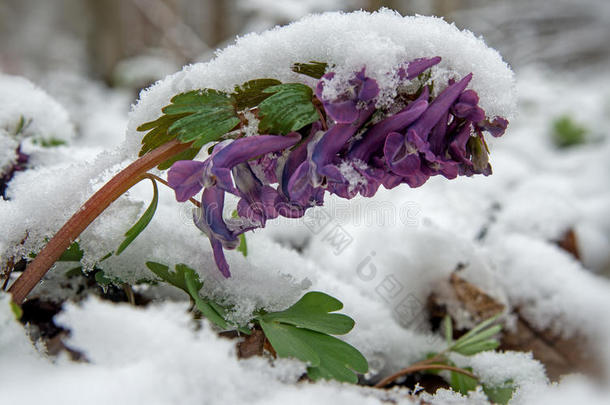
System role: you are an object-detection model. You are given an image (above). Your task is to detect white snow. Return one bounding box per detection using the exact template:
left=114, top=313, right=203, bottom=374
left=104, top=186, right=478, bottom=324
left=2, top=9, right=610, bottom=405
left=0, top=74, right=75, bottom=142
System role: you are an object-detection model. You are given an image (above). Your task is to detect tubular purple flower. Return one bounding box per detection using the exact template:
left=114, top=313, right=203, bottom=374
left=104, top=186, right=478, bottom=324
left=315, top=68, right=379, bottom=124
left=232, top=162, right=279, bottom=226
left=193, top=187, right=240, bottom=277
left=408, top=73, right=472, bottom=140
left=167, top=160, right=207, bottom=202
left=399, top=56, right=442, bottom=80
left=348, top=92, right=429, bottom=162
left=211, top=133, right=301, bottom=192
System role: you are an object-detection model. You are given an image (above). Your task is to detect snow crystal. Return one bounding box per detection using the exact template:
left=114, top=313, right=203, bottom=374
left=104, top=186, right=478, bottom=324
left=124, top=9, right=514, bottom=158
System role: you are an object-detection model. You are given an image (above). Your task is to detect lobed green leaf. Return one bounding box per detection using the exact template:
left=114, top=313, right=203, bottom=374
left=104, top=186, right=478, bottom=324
left=234, top=79, right=281, bottom=110
left=291, top=61, right=328, bottom=79
left=260, top=291, right=354, bottom=335
left=258, top=83, right=319, bottom=134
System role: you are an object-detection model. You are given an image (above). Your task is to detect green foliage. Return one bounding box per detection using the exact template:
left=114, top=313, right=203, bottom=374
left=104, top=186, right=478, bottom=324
left=447, top=314, right=502, bottom=355
left=421, top=314, right=515, bottom=403
left=145, top=261, right=236, bottom=331
left=450, top=366, right=477, bottom=395
left=116, top=178, right=158, bottom=255
left=58, top=241, right=84, bottom=262
left=10, top=301, right=23, bottom=320
left=258, top=83, right=319, bottom=134
left=552, top=115, right=588, bottom=148
left=144, top=261, right=366, bottom=383
left=259, top=291, right=354, bottom=335
left=483, top=380, right=515, bottom=405
left=231, top=210, right=248, bottom=257
left=137, top=73, right=323, bottom=165
left=234, top=79, right=281, bottom=110
left=157, top=146, right=201, bottom=171
left=291, top=61, right=328, bottom=79
left=257, top=292, right=367, bottom=383
left=32, top=137, right=67, bottom=147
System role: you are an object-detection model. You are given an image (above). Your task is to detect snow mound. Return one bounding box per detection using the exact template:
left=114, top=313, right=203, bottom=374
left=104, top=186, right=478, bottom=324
left=0, top=74, right=75, bottom=143
left=124, top=9, right=515, bottom=157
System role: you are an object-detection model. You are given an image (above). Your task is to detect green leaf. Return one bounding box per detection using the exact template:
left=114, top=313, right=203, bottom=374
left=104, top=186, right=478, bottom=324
left=259, top=291, right=355, bottom=335
left=145, top=261, right=197, bottom=294
left=237, top=234, right=248, bottom=257
left=552, top=115, right=587, bottom=148
left=452, top=324, right=502, bottom=353
left=234, top=79, right=281, bottom=110
left=116, top=178, right=158, bottom=255
left=58, top=241, right=84, bottom=262
left=137, top=113, right=188, bottom=156
left=483, top=381, right=515, bottom=405
left=231, top=211, right=248, bottom=257
left=157, top=145, right=201, bottom=170
left=10, top=301, right=23, bottom=320
left=259, top=319, right=367, bottom=383
left=258, top=83, right=319, bottom=134
left=444, top=315, right=453, bottom=345
left=145, top=262, right=242, bottom=332
left=32, top=137, right=67, bottom=147
left=258, top=320, right=321, bottom=366
left=165, top=90, right=240, bottom=148
left=64, top=266, right=83, bottom=278
left=450, top=367, right=478, bottom=395
left=182, top=265, right=229, bottom=330
left=450, top=314, right=501, bottom=351
left=94, top=270, right=115, bottom=287
left=453, top=339, right=500, bottom=356
left=257, top=291, right=366, bottom=383
left=291, top=61, right=328, bottom=79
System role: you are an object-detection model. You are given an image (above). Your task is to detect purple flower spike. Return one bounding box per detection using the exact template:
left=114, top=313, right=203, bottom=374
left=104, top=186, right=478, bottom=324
left=409, top=73, right=473, bottom=140
left=168, top=62, right=508, bottom=278
left=167, top=160, right=207, bottom=202
left=211, top=133, right=301, bottom=192
left=348, top=95, right=429, bottom=161
left=404, top=57, right=442, bottom=80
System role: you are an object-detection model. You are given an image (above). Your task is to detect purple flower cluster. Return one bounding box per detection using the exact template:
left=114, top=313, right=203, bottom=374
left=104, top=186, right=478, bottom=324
left=167, top=57, right=508, bottom=277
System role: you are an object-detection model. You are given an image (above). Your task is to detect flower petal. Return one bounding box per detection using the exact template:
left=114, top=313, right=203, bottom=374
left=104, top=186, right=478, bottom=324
left=167, top=160, right=206, bottom=202
left=409, top=73, right=472, bottom=140
left=405, top=56, right=441, bottom=79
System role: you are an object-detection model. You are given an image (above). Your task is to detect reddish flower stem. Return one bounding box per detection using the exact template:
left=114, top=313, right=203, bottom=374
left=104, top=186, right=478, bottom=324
left=8, top=140, right=192, bottom=305
left=374, top=363, right=478, bottom=388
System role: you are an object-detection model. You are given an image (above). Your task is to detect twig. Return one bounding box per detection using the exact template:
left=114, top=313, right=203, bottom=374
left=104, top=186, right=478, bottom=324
left=8, top=140, right=192, bottom=305
left=374, top=363, right=477, bottom=389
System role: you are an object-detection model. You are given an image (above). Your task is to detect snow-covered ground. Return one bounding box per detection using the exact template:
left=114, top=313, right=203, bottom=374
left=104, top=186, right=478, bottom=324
left=2, top=10, right=610, bottom=405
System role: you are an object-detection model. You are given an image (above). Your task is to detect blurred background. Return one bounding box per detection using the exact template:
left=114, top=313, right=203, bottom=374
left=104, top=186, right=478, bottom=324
left=1, top=0, right=609, bottom=90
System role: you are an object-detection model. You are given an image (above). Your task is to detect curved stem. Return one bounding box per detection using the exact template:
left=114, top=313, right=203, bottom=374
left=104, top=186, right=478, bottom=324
left=8, top=140, right=192, bottom=304
left=374, top=363, right=478, bottom=389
